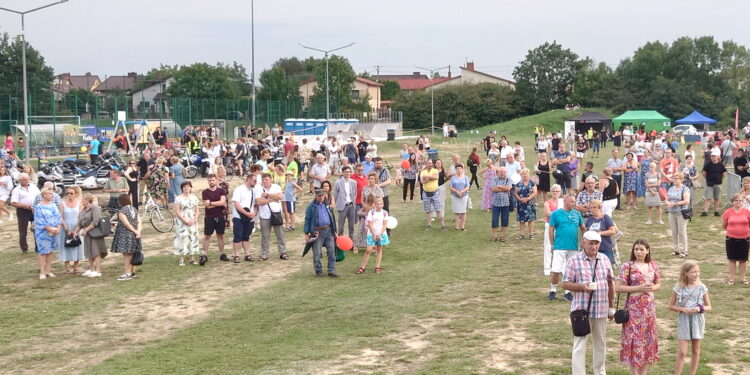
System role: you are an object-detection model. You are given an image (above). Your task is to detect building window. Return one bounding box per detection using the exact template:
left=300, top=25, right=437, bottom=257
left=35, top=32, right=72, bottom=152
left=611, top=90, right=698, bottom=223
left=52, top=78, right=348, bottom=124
left=351, top=90, right=360, bottom=99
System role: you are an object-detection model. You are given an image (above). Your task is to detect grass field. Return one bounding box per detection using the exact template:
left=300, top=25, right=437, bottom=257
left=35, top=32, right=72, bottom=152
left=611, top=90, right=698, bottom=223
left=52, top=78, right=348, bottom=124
left=2, top=108, right=749, bottom=374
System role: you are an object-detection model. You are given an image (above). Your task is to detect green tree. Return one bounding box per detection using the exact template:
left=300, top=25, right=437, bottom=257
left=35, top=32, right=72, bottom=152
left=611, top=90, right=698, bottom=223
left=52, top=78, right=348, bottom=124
left=513, top=41, right=584, bottom=114
left=167, top=63, right=239, bottom=99
left=311, top=55, right=357, bottom=114
left=63, top=88, right=99, bottom=116
left=0, top=32, right=55, bottom=115
left=133, top=64, right=179, bottom=91
left=258, top=65, right=300, bottom=101
left=380, top=80, right=401, bottom=100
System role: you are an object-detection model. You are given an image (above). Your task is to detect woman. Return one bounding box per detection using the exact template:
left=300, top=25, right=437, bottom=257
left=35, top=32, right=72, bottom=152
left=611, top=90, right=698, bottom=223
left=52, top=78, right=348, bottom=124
left=599, top=168, right=619, bottom=218
left=616, top=239, right=661, bottom=374
left=721, top=193, right=750, bottom=285
left=147, top=157, right=169, bottom=206
left=77, top=194, right=106, bottom=278
left=34, top=187, right=62, bottom=279
left=5, top=132, right=14, bottom=152
left=174, top=181, right=200, bottom=266
left=449, top=163, right=470, bottom=231
left=124, top=159, right=140, bottom=209
left=623, top=152, right=639, bottom=209
left=665, top=172, right=690, bottom=257
left=586, top=200, right=618, bottom=264
left=321, top=180, right=334, bottom=208
left=402, top=153, right=418, bottom=203
left=576, top=135, right=588, bottom=159
left=487, top=143, right=500, bottom=165
left=684, top=144, right=695, bottom=162
left=0, top=165, right=13, bottom=221
left=680, top=155, right=699, bottom=206
left=637, top=149, right=652, bottom=198
left=287, top=152, right=300, bottom=179
left=23, top=164, right=37, bottom=185
left=59, top=186, right=84, bottom=274
left=480, top=159, right=497, bottom=211
left=514, top=168, right=537, bottom=240
left=361, top=172, right=384, bottom=200
left=168, top=156, right=184, bottom=204
left=468, top=147, right=481, bottom=190
left=543, top=184, right=563, bottom=275
left=110, top=194, right=142, bottom=281
left=568, top=156, right=580, bottom=191
left=535, top=151, right=551, bottom=203
left=354, top=193, right=376, bottom=253
left=644, top=162, right=663, bottom=225
left=16, top=136, right=25, bottom=160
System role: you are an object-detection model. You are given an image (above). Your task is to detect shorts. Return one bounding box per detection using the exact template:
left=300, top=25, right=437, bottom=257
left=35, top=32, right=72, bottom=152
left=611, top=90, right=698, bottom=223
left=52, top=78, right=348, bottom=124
left=204, top=216, right=226, bottom=236
left=0, top=192, right=8, bottom=202
left=703, top=184, right=722, bottom=200
left=491, top=205, right=510, bottom=228
left=551, top=249, right=578, bottom=274
left=366, top=233, right=390, bottom=247
left=285, top=201, right=296, bottom=213
left=422, top=191, right=443, bottom=212
left=232, top=218, right=255, bottom=243
left=576, top=152, right=585, bottom=158
left=726, top=236, right=749, bottom=261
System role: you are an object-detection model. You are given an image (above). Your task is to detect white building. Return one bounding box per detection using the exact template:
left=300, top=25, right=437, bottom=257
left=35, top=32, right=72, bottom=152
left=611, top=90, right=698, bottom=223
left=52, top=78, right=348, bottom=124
left=130, top=77, right=174, bottom=117
left=431, top=62, right=515, bottom=89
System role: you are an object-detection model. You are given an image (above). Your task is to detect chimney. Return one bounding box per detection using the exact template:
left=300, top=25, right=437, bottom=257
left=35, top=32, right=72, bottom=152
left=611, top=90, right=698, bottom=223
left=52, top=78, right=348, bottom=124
left=466, top=61, right=475, bottom=71
left=85, top=72, right=91, bottom=76
left=413, top=72, right=420, bottom=77
left=60, top=73, right=71, bottom=80
left=128, top=72, right=138, bottom=78
left=448, top=66, right=452, bottom=78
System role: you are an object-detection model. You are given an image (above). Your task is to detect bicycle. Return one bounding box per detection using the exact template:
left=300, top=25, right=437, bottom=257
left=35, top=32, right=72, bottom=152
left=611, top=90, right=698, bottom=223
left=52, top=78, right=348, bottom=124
left=102, top=191, right=175, bottom=233
left=225, top=158, right=247, bottom=182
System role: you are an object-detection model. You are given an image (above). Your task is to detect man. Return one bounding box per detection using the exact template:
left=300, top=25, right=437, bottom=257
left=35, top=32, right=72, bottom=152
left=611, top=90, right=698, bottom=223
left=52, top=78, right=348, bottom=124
left=256, top=173, right=287, bottom=260
left=720, top=134, right=735, bottom=166
left=578, top=162, right=597, bottom=192
left=88, top=136, right=101, bottom=163
left=562, top=231, right=615, bottom=375
left=357, top=137, right=368, bottom=162
left=482, top=131, right=495, bottom=156
left=490, top=166, right=512, bottom=241
left=575, top=177, right=603, bottom=219
left=550, top=133, right=561, bottom=153
left=701, top=151, right=727, bottom=217
left=231, top=174, right=259, bottom=262
left=420, top=159, right=445, bottom=230
left=10, top=173, right=40, bottom=253
left=373, top=157, right=392, bottom=213
left=334, top=166, right=358, bottom=238
left=283, top=137, right=294, bottom=158
left=659, top=147, right=678, bottom=190
left=366, top=139, right=378, bottom=159
left=442, top=122, right=450, bottom=144
left=304, top=188, right=338, bottom=277
left=309, top=154, right=330, bottom=195
left=104, top=170, right=129, bottom=209
left=202, top=174, right=228, bottom=264
left=137, top=149, right=154, bottom=199
left=734, top=148, right=750, bottom=180
left=551, top=143, right=573, bottom=194
left=351, top=163, right=368, bottom=214
left=344, top=138, right=357, bottom=164
left=153, top=126, right=167, bottom=146
left=446, top=154, right=462, bottom=178
left=504, top=153, right=521, bottom=178
left=499, top=140, right=514, bottom=161
left=187, top=136, right=201, bottom=155
left=362, top=155, right=375, bottom=175
left=548, top=193, right=586, bottom=301
left=113, top=131, right=129, bottom=153
left=606, top=148, right=624, bottom=210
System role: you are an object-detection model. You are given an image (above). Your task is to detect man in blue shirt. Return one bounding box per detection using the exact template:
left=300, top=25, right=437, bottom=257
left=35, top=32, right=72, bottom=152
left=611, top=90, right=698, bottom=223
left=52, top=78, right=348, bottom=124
left=548, top=193, right=586, bottom=301
left=89, top=136, right=101, bottom=163
left=304, top=188, right=338, bottom=277
left=362, top=155, right=375, bottom=175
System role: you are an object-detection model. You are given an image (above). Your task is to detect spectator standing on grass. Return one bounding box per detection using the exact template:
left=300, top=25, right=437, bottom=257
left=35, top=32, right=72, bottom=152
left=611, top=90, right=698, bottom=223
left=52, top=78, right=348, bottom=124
left=701, top=151, right=727, bottom=217
left=11, top=173, right=40, bottom=253
left=373, top=157, right=392, bottom=214
left=668, top=260, right=711, bottom=375
left=34, top=187, right=62, bottom=280
left=721, top=193, right=750, bottom=285
left=147, top=157, right=169, bottom=207
left=77, top=194, right=106, bottom=278
left=104, top=170, right=128, bottom=209
left=585, top=200, right=618, bottom=265
left=665, top=173, right=690, bottom=258
left=552, top=143, right=572, bottom=193
left=562, top=231, right=615, bottom=375
left=450, top=163, right=470, bottom=231
left=644, top=163, right=663, bottom=225
left=356, top=196, right=390, bottom=274
left=282, top=170, right=302, bottom=231
left=201, top=174, right=228, bottom=264
left=0, top=165, right=13, bottom=222
left=480, top=159, right=498, bottom=211
left=168, top=156, right=184, bottom=204
left=231, top=174, right=259, bottom=263
left=623, top=152, right=639, bottom=209
left=575, top=176, right=603, bottom=220
left=467, top=147, right=481, bottom=190
left=420, top=158, right=445, bottom=231
left=351, top=163, right=368, bottom=212
left=599, top=168, right=618, bottom=218
left=616, top=239, right=661, bottom=374
left=402, top=153, right=418, bottom=203
left=514, top=168, right=537, bottom=240
left=543, top=184, right=564, bottom=275
left=111, top=194, right=142, bottom=281
left=334, top=166, right=357, bottom=239
left=548, top=193, right=586, bottom=301
left=309, top=154, right=330, bottom=196
left=256, top=173, right=288, bottom=261
left=659, top=148, right=678, bottom=190
left=490, top=167, right=512, bottom=242
left=304, top=188, right=339, bottom=277
left=607, top=148, right=625, bottom=210
left=173, top=181, right=200, bottom=267
left=58, top=186, right=84, bottom=275
left=88, top=136, right=100, bottom=163
left=637, top=149, right=653, bottom=199
left=535, top=151, right=551, bottom=203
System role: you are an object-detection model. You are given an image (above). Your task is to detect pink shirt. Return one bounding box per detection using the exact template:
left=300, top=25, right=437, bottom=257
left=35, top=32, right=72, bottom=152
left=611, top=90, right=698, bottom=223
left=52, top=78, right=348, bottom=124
left=723, top=207, right=750, bottom=239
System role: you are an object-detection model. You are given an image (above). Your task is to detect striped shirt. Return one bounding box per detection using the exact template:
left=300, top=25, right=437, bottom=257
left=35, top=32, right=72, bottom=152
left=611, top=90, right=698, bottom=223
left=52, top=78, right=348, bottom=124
left=563, top=251, right=614, bottom=318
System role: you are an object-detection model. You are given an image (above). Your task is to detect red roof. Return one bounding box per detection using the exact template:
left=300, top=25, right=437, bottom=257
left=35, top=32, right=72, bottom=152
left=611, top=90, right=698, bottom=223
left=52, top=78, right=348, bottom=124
left=355, top=77, right=383, bottom=87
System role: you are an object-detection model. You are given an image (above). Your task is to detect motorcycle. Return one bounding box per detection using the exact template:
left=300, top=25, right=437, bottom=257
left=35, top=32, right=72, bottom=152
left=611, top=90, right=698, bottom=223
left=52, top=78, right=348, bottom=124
left=62, top=153, right=121, bottom=190
left=37, top=162, right=66, bottom=195
left=181, top=151, right=209, bottom=179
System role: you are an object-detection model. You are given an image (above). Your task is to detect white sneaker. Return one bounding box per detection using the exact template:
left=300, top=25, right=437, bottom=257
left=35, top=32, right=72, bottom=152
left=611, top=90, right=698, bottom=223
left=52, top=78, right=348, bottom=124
left=658, top=220, right=665, bottom=225
left=0, top=219, right=4, bottom=224
left=645, top=220, right=652, bottom=225
left=82, top=270, right=93, bottom=277
left=8, top=214, right=13, bottom=220
left=91, top=271, right=101, bottom=277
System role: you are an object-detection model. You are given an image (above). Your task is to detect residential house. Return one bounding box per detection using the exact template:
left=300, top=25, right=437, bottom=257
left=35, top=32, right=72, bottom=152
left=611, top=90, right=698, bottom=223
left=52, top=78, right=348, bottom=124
left=299, top=76, right=383, bottom=111
left=431, top=62, right=515, bottom=89
left=52, top=72, right=101, bottom=100
left=130, top=77, right=174, bottom=117
left=95, top=72, right=139, bottom=95
left=375, top=72, right=452, bottom=93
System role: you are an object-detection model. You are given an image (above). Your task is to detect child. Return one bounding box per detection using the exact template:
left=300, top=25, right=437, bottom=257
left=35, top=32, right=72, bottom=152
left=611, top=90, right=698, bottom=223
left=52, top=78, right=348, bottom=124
left=395, top=166, right=403, bottom=188
left=356, top=197, right=389, bottom=274
left=282, top=170, right=302, bottom=231
left=668, top=260, right=712, bottom=375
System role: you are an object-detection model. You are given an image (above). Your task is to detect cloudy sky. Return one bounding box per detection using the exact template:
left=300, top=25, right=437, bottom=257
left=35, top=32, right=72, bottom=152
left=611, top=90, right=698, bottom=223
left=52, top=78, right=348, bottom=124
left=1, top=0, right=748, bottom=81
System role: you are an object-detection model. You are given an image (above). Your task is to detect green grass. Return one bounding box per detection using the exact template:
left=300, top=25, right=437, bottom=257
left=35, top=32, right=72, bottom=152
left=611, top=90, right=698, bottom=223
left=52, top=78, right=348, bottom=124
left=3, top=110, right=749, bottom=374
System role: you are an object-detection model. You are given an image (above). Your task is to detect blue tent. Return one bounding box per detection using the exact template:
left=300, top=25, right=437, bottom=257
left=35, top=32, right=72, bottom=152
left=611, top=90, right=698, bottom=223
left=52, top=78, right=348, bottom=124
left=675, top=110, right=717, bottom=125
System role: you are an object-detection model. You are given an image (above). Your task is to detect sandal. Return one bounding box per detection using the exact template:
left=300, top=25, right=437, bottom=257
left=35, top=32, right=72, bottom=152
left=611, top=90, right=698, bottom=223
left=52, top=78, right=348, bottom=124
left=500, top=237, right=506, bottom=242
left=259, top=256, right=268, bottom=261
left=491, top=237, right=498, bottom=242
left=179, top=260, right=185, bottom=267
left=741, top=280, right=749, bottom=285
left=232, top=256, right=241, bottom=263
left=528, top=234, right=535, bottom=240
left=245, top=255, right=255, bottom=262
left=355, top=267, right=366, bottom=274
left=375, top=267, right=382, bottom=274
left=515, top=235, right=525, bottom=240
left=280, top=253, right=289, bottom=260
left=727, top=280, right=735, bottom=286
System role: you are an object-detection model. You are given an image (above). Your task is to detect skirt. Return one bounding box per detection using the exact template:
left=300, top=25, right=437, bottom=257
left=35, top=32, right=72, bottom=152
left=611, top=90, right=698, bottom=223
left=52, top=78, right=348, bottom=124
left=645, top=190, right=661, bottom=207
left=726, top=236, right=750, bottom=261
left=451, top=195, right=469, bottom=214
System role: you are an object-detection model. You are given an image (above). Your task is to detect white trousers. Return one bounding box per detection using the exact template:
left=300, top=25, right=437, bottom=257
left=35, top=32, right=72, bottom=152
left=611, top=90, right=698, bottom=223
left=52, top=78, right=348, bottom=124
left=572, top=317, right=608, bottom=375
left=602, top=198, right=617, bottom=219
left=543, top=222, right=552, bottom=275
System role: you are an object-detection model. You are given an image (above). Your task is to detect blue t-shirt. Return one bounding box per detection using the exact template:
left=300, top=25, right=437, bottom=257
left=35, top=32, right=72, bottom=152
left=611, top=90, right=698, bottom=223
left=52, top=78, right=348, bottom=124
left=585, top=215, right=614, bottom=252
left=283, top=180, right=296, bottom=202
left=549, top=208, right=583, bottom=251
left=554, top=151, right=570, bottom=173
left=90, top=139, right=100, bottom=155
left=450, top=175, right=470, bottom=198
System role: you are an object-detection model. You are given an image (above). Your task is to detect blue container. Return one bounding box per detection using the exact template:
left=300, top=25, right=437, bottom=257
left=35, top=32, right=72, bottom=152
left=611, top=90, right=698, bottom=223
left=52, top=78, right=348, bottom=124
left=283, top=119, right=295, bottom=133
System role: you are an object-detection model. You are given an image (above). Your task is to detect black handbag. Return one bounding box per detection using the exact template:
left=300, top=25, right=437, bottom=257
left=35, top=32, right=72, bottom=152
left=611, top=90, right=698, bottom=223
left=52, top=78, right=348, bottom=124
left=615, top=263, right=632, bottom=324
left=270, top=211, right=284, bottom=226
left=88, top=217, right=111, bottom=238
left=570, top=258, right=599, bottom=337
left=64, top=235, right=81, bottom=247
left=130, top=250, right=144, bottom=266
left=680, top=187, right=692, bottom=220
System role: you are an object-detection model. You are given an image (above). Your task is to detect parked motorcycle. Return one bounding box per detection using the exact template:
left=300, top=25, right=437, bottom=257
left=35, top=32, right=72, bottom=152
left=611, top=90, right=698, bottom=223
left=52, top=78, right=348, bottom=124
left=37, top=162, right=66, bottom=195
left=181, top=151, right=209, bottom=179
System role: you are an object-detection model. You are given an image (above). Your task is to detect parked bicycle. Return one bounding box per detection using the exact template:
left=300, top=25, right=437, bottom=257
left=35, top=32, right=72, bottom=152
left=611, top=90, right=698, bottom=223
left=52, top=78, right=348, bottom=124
left=102, top=191, right=174, bottom=233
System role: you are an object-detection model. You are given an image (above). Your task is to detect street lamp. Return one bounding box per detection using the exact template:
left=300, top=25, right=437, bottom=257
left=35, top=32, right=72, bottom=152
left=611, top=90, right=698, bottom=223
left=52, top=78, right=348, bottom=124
left=250, top=0, right=256, bottom=129
left=416, top=65, right=449, bottom=136
left=299, top=42, right=355, bottom=126
left=0, top=0, right=69, bottom=163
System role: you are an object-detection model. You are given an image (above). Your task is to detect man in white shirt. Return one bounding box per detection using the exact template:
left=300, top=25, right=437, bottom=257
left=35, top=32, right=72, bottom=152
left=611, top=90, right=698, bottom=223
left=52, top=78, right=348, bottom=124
left=310, top=137, right=322, bottom=155
left=256, top=173, right=287, bottom=260
left=309, top=154, right=330, bottom=194
left=499, top=140, right=514, bottom=162
left=11, top=173, right=40, bottom=253
left=366, top=139, right=378, bottom=158
left=333, top=165, right=358, bottom=238
left=231, top=174, right=258, bottom=262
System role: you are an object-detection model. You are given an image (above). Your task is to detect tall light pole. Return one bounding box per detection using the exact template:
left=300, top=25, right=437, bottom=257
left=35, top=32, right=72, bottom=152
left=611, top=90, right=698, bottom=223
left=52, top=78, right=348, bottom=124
left=250, top=0, right=256, bottom=129
left=0, top=0, right=69, bottom=163
left=299, top=42, right=355, bottom=126
left=416, top=65, right=449, bottom=136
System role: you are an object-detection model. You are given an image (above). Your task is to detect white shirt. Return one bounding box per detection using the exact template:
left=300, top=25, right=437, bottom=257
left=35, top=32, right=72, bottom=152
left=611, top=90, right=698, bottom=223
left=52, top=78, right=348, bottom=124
left=11, top=183, right=40, bottom=207
left=0, top=175, right=12, bottom=197
left=257, top=183, right=282, bottom=219
left=343, top=178, right=352, bottom=204
left=310, top=139, right=322, bottom=152
left=500, top=146, right=514, bottom=160
left=366, top=209, right=388, bottom=236
left=310, top=163, right=329, bottom=188
left=366, top=144, right=378, bottom=158
left=231, top=184, right=256, bottom=219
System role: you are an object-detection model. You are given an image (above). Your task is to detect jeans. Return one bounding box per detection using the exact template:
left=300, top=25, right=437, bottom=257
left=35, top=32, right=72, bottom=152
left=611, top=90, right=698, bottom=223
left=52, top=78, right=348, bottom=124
left=572, top=317, right=608, bottom=375
left=337, top=203, right=356, bottom=238
left=312, top=227, right=336, bottom=273
left=403, top=178, right=416, bottom=201
left=491, top=205, right=510, bottom=228
left=260, top=218, right=286, bottom=257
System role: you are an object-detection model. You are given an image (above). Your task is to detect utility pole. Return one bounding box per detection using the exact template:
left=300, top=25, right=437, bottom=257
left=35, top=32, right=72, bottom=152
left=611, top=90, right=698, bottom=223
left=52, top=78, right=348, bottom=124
left=299, top=42, right=356, bottom=127
left=251, top=0, right=256, bottom=130
left=416, top=65, right=449, bottom=136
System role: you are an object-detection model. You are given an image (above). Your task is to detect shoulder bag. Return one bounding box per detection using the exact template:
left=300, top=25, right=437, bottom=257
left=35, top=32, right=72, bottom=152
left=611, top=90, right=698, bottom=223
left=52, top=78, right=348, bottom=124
left=88, top=215, right=112, bottom=239
left=264, top=187, right=284, bottom=226
left=130, top=250, right=144, bottom=266
left=614, top=263, right=631, bottom=324
left=570, top=257, right=599, bottom=337
left=680, top=186, right=693, bottom=220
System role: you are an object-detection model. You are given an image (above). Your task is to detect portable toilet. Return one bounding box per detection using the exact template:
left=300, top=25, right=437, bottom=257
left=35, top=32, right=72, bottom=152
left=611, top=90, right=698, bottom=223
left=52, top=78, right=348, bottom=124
left=284, top=119, right=295, bottom=133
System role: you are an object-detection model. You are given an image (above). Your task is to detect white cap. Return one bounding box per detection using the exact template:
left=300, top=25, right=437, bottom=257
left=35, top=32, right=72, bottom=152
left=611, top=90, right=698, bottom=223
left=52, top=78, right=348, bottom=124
left=583, top=231, right=602, bottom=242
left=711, top=149, right=721, bottom=156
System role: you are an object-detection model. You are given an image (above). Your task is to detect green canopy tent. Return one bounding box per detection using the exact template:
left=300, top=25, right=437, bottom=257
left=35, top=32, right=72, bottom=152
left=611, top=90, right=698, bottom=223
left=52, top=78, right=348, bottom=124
left=612, top=110, right=671, bottom=132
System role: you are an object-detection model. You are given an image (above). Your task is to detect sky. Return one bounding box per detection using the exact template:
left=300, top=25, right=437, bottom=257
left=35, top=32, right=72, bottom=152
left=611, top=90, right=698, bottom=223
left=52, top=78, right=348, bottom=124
left=1, top=0, right=749, bottom=82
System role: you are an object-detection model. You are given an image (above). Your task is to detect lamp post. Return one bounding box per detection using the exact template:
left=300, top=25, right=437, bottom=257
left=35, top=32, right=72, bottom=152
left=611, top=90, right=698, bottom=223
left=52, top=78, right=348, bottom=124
left=416, top=65, right=449, bottom=136
left=299, top=42, right=355, bottom=126
left=250, top=0, right=256, bottom=130
left=0, top=0, right=69, bottom=164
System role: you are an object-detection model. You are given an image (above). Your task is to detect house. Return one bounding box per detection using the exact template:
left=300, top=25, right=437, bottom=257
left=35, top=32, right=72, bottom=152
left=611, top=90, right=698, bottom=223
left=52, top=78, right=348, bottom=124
left=375, top=72, right=452, bottom=92
left=431, top=62, right=515, bottom=89
left=130, top=77, right=174, bottom=117
left=95, top=72, right=139, bottom=95
left=299, top=76, right=383, bottom=111
left=52, top=72, right=101, bottom=100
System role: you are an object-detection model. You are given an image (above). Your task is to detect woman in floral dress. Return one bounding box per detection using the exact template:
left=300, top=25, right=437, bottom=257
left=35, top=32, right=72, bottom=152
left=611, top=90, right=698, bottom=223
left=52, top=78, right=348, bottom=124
left=616, top=239, right=661, bottom=373
left=637, top=149, right=652, bottom=198
left=480, top=159, right=497, bottom=211
left=34, top=188, right=62, bottom=279
left=173, top=181, right=200, bottom=266
left=514, top=168, right=537, bottom=240
left=623, top=152, right=639, bottom=209
left=147, top=157, right=169, bottom=207
left=111, top=194, right=142, bottom=281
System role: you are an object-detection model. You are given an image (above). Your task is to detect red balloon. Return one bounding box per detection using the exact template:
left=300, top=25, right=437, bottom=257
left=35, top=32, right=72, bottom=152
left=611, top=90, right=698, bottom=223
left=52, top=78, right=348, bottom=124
left=401, top=160, right=410, bottom=169
left=336, top=236, right=353, bottom=251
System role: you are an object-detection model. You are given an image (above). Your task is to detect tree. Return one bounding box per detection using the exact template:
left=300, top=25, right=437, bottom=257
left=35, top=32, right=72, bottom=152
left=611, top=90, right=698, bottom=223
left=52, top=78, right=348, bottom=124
left=133, top=64, right=179, bottom=91
left=63, top=88, right=99, bottom=116
left=513, top=41, right=584, bottom=114
left=380, top=80, right=401, bottom=100
left=258, top=65, right=300, bottom=101
left=312, top=55, right=357, bottom=114
left=0, top=32, right=55, bottom=111
left=167, top=63, right=240, bottom=99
